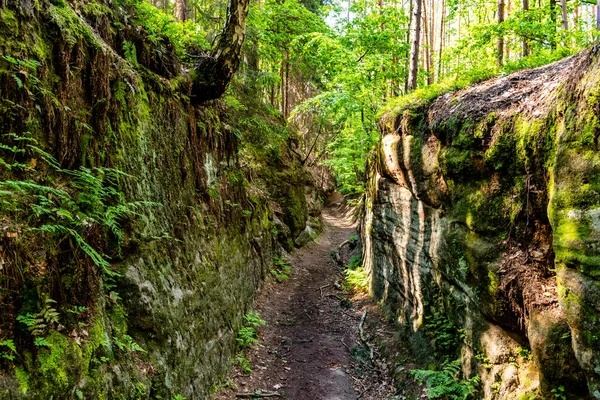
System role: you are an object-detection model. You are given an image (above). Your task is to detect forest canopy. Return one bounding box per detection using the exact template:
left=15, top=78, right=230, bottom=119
left=144, top=0, right=599, bottom=195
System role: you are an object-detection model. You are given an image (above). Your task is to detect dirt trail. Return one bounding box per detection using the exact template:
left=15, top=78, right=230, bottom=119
left=214, top=206, right=404, bottom=400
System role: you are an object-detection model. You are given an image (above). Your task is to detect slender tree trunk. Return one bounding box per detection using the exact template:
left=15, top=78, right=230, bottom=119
left=522, top=0, right=530, bottom=57
left=190, top=0, right=250, bottom=102
left=175, top=0, right=190, bottom=21
left=506, top=0, right=511, bottom=61
left=561, top=0, right=568, bottom=30
left=549, top=0, right=557, bottom=49
left=438, top=0, right=445, bottom=80
left=404, top=0, right=414, bottom=93
left=497, top=0, right=505, bottom=67
left=596, top=2, right=600, bottom=30
left=285, top=57, right=290, bottom=119
left=422, top=0, right=431, bottom=84
left=280, top=59, right=285, bottom=116
left=428, top=0, right=434, bottom=84
left=407, top=0, right=422, bottom=91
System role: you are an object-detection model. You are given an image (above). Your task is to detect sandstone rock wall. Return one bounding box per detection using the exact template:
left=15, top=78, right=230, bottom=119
left=362, top=47, right=600, bottom=398
left=0, top=1, right=311, bottom=398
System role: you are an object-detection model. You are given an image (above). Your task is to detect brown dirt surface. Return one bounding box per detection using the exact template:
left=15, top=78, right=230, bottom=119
left=213, top=205, right=421, bottom=400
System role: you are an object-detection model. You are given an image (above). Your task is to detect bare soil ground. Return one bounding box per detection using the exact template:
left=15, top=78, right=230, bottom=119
left=213, top=205, right=422, bottom=400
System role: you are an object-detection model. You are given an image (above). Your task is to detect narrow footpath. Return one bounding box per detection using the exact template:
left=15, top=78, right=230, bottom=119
left=214, top=206, right=414, bottom=400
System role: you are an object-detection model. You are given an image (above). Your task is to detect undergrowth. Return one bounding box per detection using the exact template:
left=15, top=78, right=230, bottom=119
left=411, top=359, right=481, bottom=399
left=0, top=132, right=159, bottom=277
left=344, top=255, right=369, bottom=293
left=271, top=255, right=292, bottom=281
left=235, top=312, right=266, bottom=375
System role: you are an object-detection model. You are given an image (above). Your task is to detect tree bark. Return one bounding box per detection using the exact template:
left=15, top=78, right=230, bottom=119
left=190, top=0, right=250, bottom=102
left=175, top=0, right=190, bottom=21
left=549, top=0, right=557, bottom=49
left=497, top=0, right=505, bottom=67
left=522, top=0, right=530, bottom=57
left=438, top=0, right=445, bottom=80
left=407, top=0, right=422, bottom=91
left=560, top=0, right=568, bottom=30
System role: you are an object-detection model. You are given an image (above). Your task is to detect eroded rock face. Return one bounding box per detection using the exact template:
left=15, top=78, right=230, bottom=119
left=0, top=1, right=312, bottom=398
left=362, top=47, right=600, bottom=398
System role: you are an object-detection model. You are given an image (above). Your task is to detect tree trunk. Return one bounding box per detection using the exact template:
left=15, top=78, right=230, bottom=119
left=498, top=0, right=505, bottom=67
left=438, top=0, right=445, bottom=80
left=596, top=2, right=600, bottom=30
left=407, top=0, right=422, bottom=91
left=522, top=0, right=530, bottom=57
left=549, top=0, right=557, bottom=48
left=422, top=0, right=431, bottom=84
left=190, top=0, right=250, bottom=102
left=560, top=0, right=568, bottom=30
left=175, top=0, right=190, bottom=21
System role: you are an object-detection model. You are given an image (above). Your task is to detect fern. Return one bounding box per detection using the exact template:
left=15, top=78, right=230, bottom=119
left=1, top=134, right=158, bottom=276
left=411, top=359, right=481, bottom=400
left=0, top=340, right=17, bottom=361
left=16, top=297, right=60, bottom=337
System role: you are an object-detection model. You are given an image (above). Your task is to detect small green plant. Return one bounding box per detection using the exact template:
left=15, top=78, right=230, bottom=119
left=237, top=327, right=259, bottom=348
left=423, top=304, right=462, bottom=357
left=123, top=40, right=138, bottom=66
left=237, top=355, right=252, bottom=375
left=475, top=352, right=492, bottom=369
left=346, top=255, right=362, bottom=269
left=113, top=335, right=146, bottom=353
left=236, top=312, right=266, bottom=348
left=0, top=340, right=17, bottom=361
left=271, top=256, right=292, bottom=281
left=66, top=305, right=88, bottom=315
left=551, top=386, right=566, bottom=400
left=17, top=297, right=60, bottom=337
left=220, top=378, right=238, bottom=390
left=410, top=359, right=481, bottom=399
left=517, top=346, right=533, bottom=361
left=244, top=312, right=266, bottom=328
left=0, top=133, right=159, bottom=277
left=172, top=395, right=186, bottom=400
left=344, top=267, right=369, bottom=293
left=33, top=337, right=52, bottom=348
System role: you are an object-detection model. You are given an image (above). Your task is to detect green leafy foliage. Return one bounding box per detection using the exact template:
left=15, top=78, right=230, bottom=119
left=344, top=267, right=369, bottom=293
left=236, top=312, right=266, bottom=348
left=0, top=340, right=17, bottom=361
left=33, top=337, right=53, bottom=348
left=0, top=133, right=159, bottom=276
left=17, top=297, right=59, bottom=337
left=113, top=335, right=146, bottom=353
left=551, top=386, right=566, bottom=400
left=271, top=256, right=292, bottom=281
left=411, top=360, right=481, bottom=399
left=423, top=307, right=464, bottom=357
left=236, top=355, right=253, bottom=375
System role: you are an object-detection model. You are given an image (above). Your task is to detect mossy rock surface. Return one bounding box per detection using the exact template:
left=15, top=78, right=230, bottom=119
left=0, top=0, right=312, bottom=398
left=362, top=47, right=600, bottom=399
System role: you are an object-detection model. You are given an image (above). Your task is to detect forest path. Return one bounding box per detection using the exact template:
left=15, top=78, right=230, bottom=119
left=213, top=205, right=403, bottom=400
